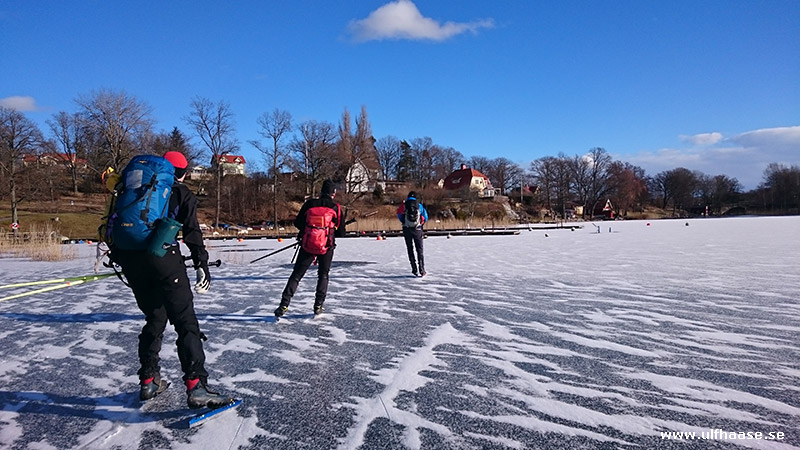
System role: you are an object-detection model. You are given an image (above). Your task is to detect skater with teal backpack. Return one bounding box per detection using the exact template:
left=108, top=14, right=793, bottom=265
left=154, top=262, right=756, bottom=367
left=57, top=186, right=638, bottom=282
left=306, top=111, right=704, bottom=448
left=108, top=151, right=233, bottom=409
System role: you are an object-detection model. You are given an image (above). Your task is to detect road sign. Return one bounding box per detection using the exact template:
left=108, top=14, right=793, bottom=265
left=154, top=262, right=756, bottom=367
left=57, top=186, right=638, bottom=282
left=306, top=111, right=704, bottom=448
left=11, top=222, right=19, bottom=230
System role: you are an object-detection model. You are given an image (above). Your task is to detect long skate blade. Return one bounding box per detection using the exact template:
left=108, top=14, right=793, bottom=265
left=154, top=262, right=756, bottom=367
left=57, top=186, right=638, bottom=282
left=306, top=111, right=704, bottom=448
left=188, top=399, right=242, bottom=428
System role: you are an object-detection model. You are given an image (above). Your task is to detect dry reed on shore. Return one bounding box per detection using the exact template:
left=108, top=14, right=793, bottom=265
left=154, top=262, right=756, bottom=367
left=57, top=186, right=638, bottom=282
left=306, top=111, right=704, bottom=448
left=0, top=224, right=76, bottom=261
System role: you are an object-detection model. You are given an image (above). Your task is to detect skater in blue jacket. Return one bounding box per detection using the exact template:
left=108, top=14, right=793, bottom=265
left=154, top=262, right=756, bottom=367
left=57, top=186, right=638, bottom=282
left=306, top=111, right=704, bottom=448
left=396, top=191, right=428, bottom=276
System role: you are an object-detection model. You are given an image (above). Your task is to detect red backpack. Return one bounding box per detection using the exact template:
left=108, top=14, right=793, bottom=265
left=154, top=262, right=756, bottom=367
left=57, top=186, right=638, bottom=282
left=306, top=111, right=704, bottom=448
left=301, top=205, right=339, bottom=255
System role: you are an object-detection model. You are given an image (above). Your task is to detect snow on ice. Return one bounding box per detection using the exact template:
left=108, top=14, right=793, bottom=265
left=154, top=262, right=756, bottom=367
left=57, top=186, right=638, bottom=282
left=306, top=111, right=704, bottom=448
left=0, top=216, right=798, bottom=449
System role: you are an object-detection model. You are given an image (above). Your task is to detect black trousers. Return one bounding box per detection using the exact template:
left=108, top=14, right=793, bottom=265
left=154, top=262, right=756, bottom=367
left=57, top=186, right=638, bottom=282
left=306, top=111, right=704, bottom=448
left=114, top=247, right=208, bottom=382
left=403, top=227, right=424, bottom=272
left=280, top=245, right=334, bottom=308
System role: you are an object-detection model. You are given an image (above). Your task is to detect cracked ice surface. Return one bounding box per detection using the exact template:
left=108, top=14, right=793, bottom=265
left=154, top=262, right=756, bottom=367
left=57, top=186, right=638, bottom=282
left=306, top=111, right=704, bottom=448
left=0, top=216, right=798, bottom=449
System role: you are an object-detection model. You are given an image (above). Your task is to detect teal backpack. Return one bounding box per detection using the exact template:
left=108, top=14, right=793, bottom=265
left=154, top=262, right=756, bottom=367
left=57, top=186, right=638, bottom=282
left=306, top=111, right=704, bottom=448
left=110, top=155, right=180, bottom=256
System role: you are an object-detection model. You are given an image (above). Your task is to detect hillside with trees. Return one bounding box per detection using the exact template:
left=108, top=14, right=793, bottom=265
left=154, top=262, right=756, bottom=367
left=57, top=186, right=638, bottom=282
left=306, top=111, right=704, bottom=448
left=2, top=90, right=798, bottom=239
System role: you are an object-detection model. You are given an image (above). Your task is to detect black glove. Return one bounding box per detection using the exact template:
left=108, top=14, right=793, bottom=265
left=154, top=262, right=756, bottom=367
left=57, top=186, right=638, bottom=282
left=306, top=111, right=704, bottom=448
left=336, top=209, right=348, bottom=237
left=194, top=261, right=211, bottom=294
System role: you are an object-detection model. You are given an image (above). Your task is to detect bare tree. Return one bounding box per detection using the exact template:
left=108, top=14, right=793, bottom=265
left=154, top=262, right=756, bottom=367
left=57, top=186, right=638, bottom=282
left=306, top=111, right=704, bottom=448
left=467, top=156, right=492, bottom=175
left=410, top=137, right=436, bottom=187
left=250, top=109, right=292, bottom=234
left=431, top=146, right=464, bottom=182
left=571, top=147, right=613, bottom=218
left=47, top=111, right=88, bottom=194
left=654, top=167, right=698, bottom=216
left=551, top=156, right=573, bottom=220
left=709, top=174, right=741, bottom=215
left=0, top=107, right=44, bottom=236
left=290, top=120, right=338, bottom=197
left=355, top=107, right=378, bottom=195
left=75, top=89, right=154, bottom=172
left=606, top=161, right=648, bottom=216
left=759, top=163, right=799, bottom=213
left=569, top=154, right=592, bottom=213
left=486, top=157, right=522, bottom=194
left=586, top=147, right=613, bottom=215
left=338, top=106, right=376, bottom=197
left=185, top=97, right=239, bottom=230
left=649, top=172, right=669, bottom=209
left=531, top=154, right=572, bottom=219
left=374, top=135, right=401, bottom=181
left=14, top=139, right=69, bottom=207
left=530, top=156, right=556, bottom=213
left=354, top=106, right=374, bottom=160
left=337, top=108, right=355, bottom=191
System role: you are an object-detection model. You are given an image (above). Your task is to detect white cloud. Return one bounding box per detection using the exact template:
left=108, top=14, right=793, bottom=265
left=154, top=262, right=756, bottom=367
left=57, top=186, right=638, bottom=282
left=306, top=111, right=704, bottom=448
left=347, top=0, right=494, bottom=42
left=618, top=126, right=800, bottom=190
left=728, top=126, right=800, bottom=151
left=678, top=132, right=723, bottom=146
left=0, top=96, right=41, bottom=111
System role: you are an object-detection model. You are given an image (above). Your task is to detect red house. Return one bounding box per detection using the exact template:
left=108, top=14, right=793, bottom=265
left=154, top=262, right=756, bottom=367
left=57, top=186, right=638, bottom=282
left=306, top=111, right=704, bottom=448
left=442, top=165, right=495, bottom=198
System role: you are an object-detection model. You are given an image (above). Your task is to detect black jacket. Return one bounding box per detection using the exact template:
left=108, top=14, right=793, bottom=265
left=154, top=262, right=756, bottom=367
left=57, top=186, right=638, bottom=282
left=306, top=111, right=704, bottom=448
left=294, top=194, right=346, bottom=240
left=169, top=182, right=208, bottom=267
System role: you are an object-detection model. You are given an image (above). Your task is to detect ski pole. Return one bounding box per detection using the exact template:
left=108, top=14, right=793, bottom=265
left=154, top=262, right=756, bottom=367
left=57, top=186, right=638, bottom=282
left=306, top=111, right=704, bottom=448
left=249, top=216, right=356, bottom=265
left=0, top=273, right=117, bottom=290
left=0, top=274, right=115, bottom=302
left=0, top=282, right=85, bottom=302
left=250, top=242, right=299, bottom=264
left=290, top=243, right=300, bottom=264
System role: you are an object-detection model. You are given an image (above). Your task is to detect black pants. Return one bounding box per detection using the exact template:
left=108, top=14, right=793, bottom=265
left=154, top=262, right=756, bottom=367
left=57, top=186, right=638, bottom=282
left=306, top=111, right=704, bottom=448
left=280, top=246, right=334, bottom=308
left=403, top=227, right=424, bottom=272
left=114, top=247, right=208, bottom=382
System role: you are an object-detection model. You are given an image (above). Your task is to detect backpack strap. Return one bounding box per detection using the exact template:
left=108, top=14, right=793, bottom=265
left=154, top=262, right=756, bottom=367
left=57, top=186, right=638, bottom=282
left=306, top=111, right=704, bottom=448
left=102, top=252, right=130, bottom=287
left=139, top=174, right=159, bottom=222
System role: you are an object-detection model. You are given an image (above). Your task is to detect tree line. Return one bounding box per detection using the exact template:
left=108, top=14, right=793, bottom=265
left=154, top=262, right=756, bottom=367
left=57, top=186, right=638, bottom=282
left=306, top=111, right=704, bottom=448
left=1, top=89, right=798, bottom=233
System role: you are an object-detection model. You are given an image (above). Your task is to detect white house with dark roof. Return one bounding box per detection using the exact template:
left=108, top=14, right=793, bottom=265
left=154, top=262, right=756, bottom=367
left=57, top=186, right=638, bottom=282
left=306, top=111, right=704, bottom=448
left=345, top=157, right=384, bottom=193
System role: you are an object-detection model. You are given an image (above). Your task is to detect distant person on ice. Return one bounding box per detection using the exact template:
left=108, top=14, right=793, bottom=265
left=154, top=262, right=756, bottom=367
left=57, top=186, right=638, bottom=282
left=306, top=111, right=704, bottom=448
left=274, top=179, right=346, bottom=317
left=397, top=191, right=428, bottom=277
left=112, top=151, right=233, bottom=409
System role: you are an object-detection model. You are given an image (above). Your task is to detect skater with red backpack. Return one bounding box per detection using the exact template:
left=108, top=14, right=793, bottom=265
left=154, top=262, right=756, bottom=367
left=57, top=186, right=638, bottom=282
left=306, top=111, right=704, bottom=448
left=274, top=180, right=346, bottom=317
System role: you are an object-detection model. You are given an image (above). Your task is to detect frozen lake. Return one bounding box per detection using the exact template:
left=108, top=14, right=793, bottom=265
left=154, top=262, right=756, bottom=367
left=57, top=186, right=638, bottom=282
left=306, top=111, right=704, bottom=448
left=1, top=216, right=798, bottom=449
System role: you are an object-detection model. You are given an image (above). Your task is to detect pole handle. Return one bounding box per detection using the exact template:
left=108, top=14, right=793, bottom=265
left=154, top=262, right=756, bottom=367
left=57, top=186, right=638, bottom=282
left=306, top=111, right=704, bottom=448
left=184, top=259, right=222, bottom=269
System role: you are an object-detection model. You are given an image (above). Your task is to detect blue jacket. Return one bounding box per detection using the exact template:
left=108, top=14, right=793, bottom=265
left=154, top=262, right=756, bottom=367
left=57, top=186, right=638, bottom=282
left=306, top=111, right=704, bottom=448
left=396, top=197, right=428, bottom=228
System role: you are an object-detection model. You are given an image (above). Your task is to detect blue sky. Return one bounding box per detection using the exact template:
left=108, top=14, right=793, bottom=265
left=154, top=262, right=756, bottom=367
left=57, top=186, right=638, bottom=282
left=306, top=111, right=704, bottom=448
left=1, top=0, right=798, bottom=190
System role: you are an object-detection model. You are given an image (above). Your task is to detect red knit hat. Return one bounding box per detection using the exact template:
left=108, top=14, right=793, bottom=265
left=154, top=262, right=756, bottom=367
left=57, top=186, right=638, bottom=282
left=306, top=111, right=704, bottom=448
left=164, top=151, right=188, bottom=169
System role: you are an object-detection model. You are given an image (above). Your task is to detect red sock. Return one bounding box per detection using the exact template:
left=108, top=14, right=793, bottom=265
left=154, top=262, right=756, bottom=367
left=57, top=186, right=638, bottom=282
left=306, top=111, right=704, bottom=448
left=141, top=377, right=154, bottom=385
left=185, top=378, right=199, bottom=391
